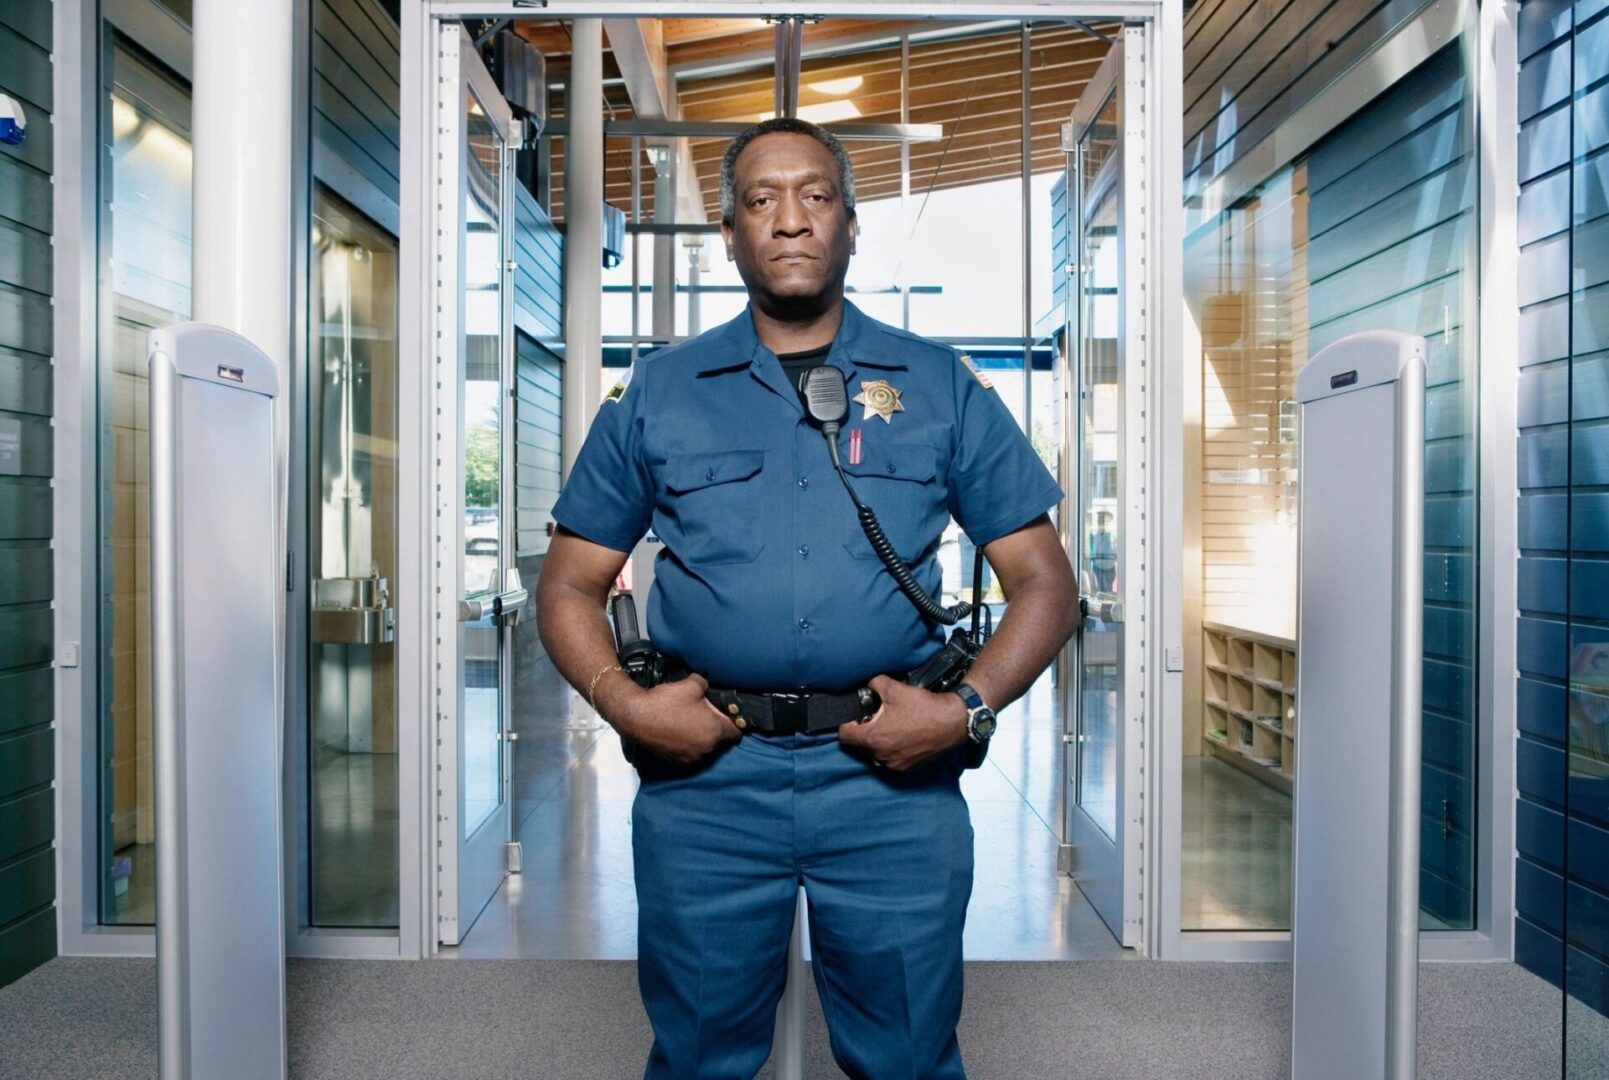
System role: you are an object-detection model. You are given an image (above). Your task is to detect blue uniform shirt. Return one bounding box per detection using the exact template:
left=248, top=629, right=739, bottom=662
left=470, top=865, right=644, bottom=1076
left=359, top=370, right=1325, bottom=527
left=551, top=301, right=1064, bottom=693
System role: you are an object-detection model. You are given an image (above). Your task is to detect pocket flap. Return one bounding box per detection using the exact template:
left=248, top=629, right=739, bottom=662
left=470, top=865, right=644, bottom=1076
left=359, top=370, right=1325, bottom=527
left=665, top=449, right=765, bottom=492
left=843, top=441, right=937, bottom=483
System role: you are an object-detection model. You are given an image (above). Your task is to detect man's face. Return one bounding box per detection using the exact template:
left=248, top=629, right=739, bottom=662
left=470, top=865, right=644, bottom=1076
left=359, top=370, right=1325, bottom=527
left=721, top=132, right=857, bottom=311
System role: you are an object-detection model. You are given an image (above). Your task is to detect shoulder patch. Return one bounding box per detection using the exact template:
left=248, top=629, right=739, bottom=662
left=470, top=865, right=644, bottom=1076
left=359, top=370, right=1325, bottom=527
left=602, top=361, right=634, bottom=404
left=958, top=353, right=994, bottom=390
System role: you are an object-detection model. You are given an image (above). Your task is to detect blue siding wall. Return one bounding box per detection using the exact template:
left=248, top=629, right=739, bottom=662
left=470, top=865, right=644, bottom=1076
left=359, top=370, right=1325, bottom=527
left=514, top=185, right=562, bottom=344
left=312, top=0, right=399, bottom=233
left=513, top=182, right=563, bottom=561
left=0, top=0, right=57, bottom=989
left=1305, top=46, right=1479, bottom=925
left=1515, top=0, right=1609, bottom=1019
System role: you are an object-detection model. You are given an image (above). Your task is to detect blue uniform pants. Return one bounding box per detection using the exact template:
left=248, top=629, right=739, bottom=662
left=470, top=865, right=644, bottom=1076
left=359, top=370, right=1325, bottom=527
left=631, top=730, right=974, bottom=1080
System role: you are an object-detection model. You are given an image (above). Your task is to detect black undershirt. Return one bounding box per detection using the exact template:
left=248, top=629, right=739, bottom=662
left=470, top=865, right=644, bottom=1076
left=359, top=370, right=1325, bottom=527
left=776, top=345, right=832, bottom=410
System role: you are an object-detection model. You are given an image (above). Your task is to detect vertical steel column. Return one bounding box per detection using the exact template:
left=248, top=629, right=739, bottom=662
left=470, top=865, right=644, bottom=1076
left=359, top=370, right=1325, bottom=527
left=631, top=135, right=642, bottom=364
left=562, top=18, right=605, bottom=479
left=1021, top=24, right=1033, bottom=430
left=652, top=146, right=676, bottom=341
left=774, top=17, right=803, bottom=119
left=900, top=33, right=911, bottom=331
left=191, top=0, right=293, bottom=650
left=770, top=24, right=808, bottom=1078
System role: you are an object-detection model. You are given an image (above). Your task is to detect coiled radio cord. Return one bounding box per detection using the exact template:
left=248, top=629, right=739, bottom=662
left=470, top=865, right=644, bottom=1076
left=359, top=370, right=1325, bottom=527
left=821, top=419, right=974, bottom=626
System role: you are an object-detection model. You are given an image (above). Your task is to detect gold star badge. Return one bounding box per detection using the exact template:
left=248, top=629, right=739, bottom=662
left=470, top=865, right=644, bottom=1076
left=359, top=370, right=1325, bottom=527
left=853, top=379, right=905, bottom=423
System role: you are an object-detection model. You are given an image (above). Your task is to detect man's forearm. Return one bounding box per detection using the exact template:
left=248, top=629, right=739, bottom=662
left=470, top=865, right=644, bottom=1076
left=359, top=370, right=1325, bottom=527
left=535, top=581, right=639, bottom=724
left=959, top=574, right=1079, bottom=713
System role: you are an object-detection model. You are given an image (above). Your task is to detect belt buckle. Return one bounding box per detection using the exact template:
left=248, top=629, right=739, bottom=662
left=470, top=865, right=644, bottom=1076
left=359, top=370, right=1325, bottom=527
left=769, top=692, right=809, bottom=733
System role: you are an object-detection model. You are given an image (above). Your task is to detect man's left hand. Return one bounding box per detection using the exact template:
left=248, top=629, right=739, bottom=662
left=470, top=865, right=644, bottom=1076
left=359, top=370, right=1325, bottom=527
left=838, top=675, right=969, bottom=772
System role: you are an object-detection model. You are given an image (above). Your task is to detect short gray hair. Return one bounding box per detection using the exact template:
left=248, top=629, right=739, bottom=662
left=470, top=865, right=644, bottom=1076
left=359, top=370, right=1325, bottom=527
left=719, top=117, right=857, bottom=226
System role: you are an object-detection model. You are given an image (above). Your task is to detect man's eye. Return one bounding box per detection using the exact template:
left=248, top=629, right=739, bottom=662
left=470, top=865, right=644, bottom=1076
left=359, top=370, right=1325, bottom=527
left=751, top=195, right=773, bottom=208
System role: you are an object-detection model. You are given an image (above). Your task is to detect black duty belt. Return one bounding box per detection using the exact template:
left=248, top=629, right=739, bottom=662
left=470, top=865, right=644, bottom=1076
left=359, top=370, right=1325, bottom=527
left=705, top=686, right=878, bottom=735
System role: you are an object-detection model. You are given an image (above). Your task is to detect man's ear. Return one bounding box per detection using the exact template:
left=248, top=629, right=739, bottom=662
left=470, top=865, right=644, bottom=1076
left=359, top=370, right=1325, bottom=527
left=720, top=220, right=735, bottom=261
left=848, top=215, right=857, bottom=256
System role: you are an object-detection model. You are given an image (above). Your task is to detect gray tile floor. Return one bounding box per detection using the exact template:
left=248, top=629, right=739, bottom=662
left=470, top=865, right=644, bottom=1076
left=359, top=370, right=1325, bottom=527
left=446, top=666, right=1128, bottom=961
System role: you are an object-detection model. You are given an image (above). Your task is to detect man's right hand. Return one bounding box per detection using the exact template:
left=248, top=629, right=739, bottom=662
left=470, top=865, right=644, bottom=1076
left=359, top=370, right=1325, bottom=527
left=605, top=672, right=742, bottom=765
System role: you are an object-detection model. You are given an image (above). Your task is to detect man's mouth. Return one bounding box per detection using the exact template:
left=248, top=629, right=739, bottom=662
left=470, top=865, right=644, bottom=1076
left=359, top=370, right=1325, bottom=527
left=772, top=251, right=816, bottom=261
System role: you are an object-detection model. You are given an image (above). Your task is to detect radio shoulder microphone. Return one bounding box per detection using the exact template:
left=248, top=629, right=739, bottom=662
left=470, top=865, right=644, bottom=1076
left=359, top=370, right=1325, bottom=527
left=801, top=364, right=849, bottom=430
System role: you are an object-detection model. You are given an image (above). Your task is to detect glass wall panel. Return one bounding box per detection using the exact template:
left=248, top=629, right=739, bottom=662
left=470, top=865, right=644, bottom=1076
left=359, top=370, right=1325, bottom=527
left=308, top=187, right=400, bottom=928
left=1182, top=166, right=1304, bottom=931
left=1182, top=43, right=1479, bottom=932
left=99, top=36, right=192, bottom=926
left=462, top=90, right=505, bottom=841
left=1076, top=136, right=1121, bottom=842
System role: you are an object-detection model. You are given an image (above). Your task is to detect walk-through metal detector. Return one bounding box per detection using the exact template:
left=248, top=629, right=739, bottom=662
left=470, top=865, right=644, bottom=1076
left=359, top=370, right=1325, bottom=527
left=1291, top=330, right=1424, bottom=1080
left=150, top=324, right=287, bottom=1080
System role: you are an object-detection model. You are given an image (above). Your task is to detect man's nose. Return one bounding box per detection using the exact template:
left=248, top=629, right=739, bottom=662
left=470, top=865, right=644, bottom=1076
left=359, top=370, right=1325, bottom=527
left=772, top=193, right=811, bottom=236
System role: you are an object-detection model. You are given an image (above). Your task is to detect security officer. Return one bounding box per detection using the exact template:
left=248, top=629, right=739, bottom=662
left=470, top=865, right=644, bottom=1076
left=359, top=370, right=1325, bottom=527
left=537, top=117, right=1078, bottom=1079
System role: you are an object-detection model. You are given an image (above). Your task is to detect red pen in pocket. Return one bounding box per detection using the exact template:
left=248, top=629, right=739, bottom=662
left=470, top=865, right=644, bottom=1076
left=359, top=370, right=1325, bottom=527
left=848, top=427, right=862, bottom=466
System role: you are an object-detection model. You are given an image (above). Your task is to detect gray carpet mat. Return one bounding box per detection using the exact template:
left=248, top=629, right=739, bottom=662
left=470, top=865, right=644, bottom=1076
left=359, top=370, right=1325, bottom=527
left=0, top=957, right=1580, bottom=1078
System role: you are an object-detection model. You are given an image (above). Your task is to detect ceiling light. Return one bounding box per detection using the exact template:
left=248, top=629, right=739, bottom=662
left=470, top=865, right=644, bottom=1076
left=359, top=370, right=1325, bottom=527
left=809, top=76, right=863, bottom=96
left=757, top=100, right=862, bottom=124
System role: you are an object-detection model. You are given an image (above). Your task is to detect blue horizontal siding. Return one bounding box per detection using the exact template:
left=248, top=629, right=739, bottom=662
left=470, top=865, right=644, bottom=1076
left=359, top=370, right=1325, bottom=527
left=0, top=13, right=53, bottom=988
left=312, top=0, right=399, bottom=224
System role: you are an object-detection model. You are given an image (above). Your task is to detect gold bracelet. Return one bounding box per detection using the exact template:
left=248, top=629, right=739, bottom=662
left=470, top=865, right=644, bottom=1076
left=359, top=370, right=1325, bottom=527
left=588, top=663, right=625, bottom=715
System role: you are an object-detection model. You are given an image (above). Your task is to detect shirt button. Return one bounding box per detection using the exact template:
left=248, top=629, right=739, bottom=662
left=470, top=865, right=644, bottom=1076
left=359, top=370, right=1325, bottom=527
left=798, top=544, right=809, bottom=557
left=705, top=467, right=716, bottom=481
left=798, top=476, right=809, bottom=488
left=798, top=618, right=811, bottom=631
left=886, top=462, right=896, bottom=474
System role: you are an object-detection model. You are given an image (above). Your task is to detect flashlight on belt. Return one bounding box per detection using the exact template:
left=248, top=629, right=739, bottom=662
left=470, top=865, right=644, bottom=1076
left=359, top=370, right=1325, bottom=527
left=608, top=591, right=686, bottom=688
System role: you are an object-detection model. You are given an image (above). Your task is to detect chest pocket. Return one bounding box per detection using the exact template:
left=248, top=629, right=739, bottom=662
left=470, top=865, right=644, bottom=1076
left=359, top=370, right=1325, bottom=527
left=840, top=441, right=943, bottom=562
left=663, top=449, right=767, bottom=566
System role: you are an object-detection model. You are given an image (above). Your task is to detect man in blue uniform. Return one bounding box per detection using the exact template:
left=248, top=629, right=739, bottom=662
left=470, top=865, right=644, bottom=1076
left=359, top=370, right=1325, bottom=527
left=537, top=117, right=1078, bottom=1079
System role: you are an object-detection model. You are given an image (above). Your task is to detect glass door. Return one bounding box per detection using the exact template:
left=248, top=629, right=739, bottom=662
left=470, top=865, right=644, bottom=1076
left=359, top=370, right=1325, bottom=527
left=1063, top=29, right=1146, bottom=948
left=435, top=25, right=525, bottom=945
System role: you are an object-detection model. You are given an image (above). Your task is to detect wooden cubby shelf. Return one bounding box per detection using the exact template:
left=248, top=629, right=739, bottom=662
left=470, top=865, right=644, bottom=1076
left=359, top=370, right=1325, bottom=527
left=1201, top=622, right=1297, bottom=795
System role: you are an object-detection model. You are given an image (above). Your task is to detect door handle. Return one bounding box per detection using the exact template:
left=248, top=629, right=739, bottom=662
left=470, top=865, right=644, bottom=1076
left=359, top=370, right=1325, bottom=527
left=492, top=586, right=529, bottom=627
left=459, top=596, right=492, bottom=622
left=1076, top=596, right=1121, bottom=624
left=492, top=568, right=528, bottom=627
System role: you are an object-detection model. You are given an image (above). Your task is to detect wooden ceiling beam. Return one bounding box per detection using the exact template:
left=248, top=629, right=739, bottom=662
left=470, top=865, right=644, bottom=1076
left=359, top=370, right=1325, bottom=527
left=600, top=18, right=710, bottom=223
left=675, top=36, right=1106, bottom=108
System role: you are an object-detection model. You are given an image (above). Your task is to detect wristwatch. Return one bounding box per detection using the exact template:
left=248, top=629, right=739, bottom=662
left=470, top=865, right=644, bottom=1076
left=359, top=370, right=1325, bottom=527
left=952, top=683, right=997, bottom=744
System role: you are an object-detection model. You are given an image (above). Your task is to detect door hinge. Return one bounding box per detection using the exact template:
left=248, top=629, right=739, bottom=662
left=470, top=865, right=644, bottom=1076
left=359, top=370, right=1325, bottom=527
left=505, top=840, right=523, bottom=874
left=1058, top=843, right=1077, bottom=874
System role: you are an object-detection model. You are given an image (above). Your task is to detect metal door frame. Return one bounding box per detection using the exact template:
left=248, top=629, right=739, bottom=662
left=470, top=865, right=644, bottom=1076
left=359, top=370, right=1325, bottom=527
left=398, top=0, right=1184, bottom=960
left=430, top=24, right=519, bottom=947
left=1061, top=27, right=1148, bottom=950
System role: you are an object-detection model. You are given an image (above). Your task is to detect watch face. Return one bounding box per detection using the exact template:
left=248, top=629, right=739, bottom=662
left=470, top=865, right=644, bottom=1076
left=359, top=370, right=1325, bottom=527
left=971, top=710, right=998, bottom=741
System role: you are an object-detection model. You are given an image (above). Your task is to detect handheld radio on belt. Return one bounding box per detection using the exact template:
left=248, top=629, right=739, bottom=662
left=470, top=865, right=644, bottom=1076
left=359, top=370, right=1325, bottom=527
left=605, top=364, right=992, bottom=739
